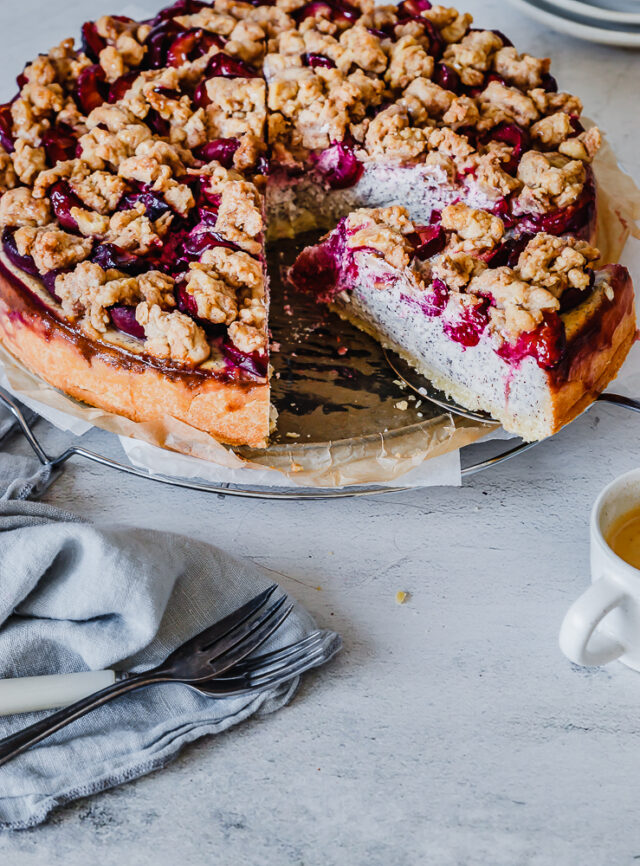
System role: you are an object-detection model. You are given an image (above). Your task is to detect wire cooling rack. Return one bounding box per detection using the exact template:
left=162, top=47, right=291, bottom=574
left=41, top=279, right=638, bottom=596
left=2, top=387, right=638, bottom=501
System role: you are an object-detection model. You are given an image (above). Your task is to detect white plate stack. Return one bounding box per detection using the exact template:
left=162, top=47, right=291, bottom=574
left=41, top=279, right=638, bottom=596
left=508, top=0, right=640, bottom=46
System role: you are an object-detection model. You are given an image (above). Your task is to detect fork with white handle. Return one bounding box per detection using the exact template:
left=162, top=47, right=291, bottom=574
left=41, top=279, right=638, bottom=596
left=0, top=628, right=340, bottom=716
left=0, top=586, right=341, bottom=766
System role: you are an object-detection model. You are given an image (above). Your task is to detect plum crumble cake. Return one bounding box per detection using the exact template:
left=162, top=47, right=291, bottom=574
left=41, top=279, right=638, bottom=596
left=0, top=0, right=633, bottom=447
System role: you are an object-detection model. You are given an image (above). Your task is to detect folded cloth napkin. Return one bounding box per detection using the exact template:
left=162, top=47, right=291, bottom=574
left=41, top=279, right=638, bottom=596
left=0, top=404, right=340, bottom=830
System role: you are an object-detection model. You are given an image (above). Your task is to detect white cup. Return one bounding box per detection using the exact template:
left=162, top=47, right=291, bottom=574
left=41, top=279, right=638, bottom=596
left=559, top=468, right=640, bottom=669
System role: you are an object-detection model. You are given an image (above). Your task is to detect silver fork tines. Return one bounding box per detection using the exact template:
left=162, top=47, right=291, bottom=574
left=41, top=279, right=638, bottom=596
left=196, top=630, right=341, bottom=698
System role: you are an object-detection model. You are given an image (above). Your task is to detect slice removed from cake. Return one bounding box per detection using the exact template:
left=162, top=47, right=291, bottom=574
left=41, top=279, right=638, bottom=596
left=288, top=203, right=636, bottom=440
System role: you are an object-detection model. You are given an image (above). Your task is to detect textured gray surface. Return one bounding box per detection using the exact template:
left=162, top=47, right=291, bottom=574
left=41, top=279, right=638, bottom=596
left=1, top=0, right=640, bottom=862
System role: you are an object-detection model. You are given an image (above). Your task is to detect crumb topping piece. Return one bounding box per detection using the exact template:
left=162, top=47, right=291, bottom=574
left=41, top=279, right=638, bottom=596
left=0, top=187, right=50, bottom=227
left=514, top=151, right=586, bottom=213
left=14, top=224, right=92, bottom=273
left=12, top=140, right=47, bottom=186
left=477, top=80, right=539, bottom=130
left=184, top=263, right=239, bottom=324
left=516, top=233, right=598, bottom=296
left=386, top=36, right=434, bottom=91
left=206, top=78, right=267, bottom=139
left=214, top=180, right=264, bottom=255
left=468, top=233, right=598, bottom=340
left=440, top=202, right=504, bottom=252
left=54, top=262, right=175, bottom=336
left=136, top=302, right=211, bottom=365
left=200, top=246, right=264, bottom=291
left=363, top=105, right=428, bottom=163
left=433, top=249, right=486, bottom=290
left=345, top=206, right=415, bottom=269
left=71, top=171, right=128, bottom=214
left=227, top=320, right=266, bottom=354
left=421, top=6, right=472, bottom=44
left=493, top=46, right=550, bottom=91
left=472, top=266, right=558, bottom=339
left=443, top=30, right=503, bottom=87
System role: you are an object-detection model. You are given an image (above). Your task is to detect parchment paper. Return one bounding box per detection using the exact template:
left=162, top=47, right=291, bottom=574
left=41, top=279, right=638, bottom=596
left=0, top=131, right=638, bottom=489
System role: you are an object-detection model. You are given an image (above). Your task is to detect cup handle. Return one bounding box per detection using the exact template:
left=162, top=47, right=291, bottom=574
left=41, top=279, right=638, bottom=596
left=559, top=577, right=628, bottom=666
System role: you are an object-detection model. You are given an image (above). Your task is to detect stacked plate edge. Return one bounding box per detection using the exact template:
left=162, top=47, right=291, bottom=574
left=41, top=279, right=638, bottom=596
left=508, top=0, right=640, bottom=45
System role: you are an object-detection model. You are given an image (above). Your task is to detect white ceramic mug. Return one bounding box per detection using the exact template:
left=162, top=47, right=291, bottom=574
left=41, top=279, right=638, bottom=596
left=559, top=468, right=640, bottom=669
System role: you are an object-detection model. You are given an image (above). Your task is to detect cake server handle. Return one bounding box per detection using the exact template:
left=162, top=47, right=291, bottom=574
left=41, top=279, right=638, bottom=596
left=0, top=670, right=117, bottom=716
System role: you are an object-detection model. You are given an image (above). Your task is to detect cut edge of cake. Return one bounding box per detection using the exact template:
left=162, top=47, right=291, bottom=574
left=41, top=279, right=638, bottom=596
left=288, top=204, right=635, bottom=441
left=328, top=270, right=635, bottom=441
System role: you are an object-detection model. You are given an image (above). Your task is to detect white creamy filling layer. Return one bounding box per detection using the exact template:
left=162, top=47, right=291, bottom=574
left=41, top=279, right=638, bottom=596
left=265, top=163, right=498, bottom=239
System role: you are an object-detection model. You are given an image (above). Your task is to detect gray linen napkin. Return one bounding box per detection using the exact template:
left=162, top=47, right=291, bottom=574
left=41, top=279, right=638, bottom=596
left=0, top=405, right=340, bottom=830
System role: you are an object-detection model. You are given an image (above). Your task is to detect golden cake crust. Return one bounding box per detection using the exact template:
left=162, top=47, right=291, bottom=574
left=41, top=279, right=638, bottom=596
left=544, top=266, right=636, bottom=438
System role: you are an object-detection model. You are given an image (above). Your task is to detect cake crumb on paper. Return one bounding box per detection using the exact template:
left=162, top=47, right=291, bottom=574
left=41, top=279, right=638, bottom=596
left=395, top=591, right=410, bottom=605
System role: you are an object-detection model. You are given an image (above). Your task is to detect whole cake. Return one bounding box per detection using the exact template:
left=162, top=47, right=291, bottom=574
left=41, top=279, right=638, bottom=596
left=0, top=0, right=633, bottom=446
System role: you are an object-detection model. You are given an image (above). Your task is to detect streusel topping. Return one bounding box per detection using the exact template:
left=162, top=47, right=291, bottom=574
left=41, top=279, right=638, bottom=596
left=440, top=202, right=504, bottom=253
left=136, top=301, right=211, bottom=365
left=0, top=0, right=602, bottom=375
left=262, top=1, right=598, bottom=205
left=15, top=225, right=93, bottom=273
left=516, top=232, right=598, bottom=296
left=0, top=1, right=275, bottom=372
left=329, top=204, right=600, bottom=348
left=514, top=151, right=586, bottom=214
left=55, top=262, right=175, bottom=336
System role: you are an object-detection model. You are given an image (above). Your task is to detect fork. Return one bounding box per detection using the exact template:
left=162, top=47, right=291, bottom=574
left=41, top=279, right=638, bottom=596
left=0, top=585, right=294, bottom=767
left=0, top=628, right=340, bottom=714
left=194, top=629, right=340, bottom=697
